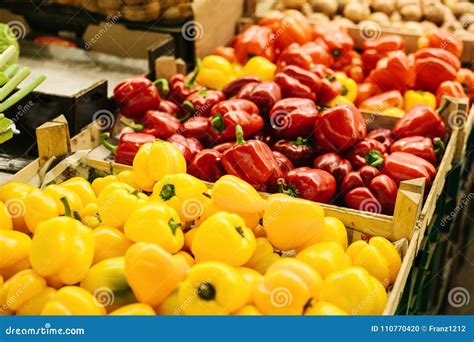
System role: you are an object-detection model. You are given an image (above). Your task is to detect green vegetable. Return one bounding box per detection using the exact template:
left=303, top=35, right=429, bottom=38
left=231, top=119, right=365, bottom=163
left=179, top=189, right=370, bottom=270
left=0, top=24, right=19, bottom=68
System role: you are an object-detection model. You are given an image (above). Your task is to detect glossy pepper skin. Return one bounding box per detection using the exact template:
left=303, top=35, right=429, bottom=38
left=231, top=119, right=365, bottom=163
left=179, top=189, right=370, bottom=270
left=272, top=137, right=315, bottom=167
left=275, top=65, right=321, bottom=101
left=356, top=82, right=381, bottom=106
left=277, top=42, right=333, bottom=71
left=314, top=104, right=366, bottom=152
left=133, top=110, right=181, bottom=140
left=368, top=51, right=413, bottom=92
left=362, top=35, right=405, bottom=74
left=158, top=99, right=180, bottom=116
left=244, top=237, right=281, bottom=274
left=213, top=46, right=237, bottom=63
left=366, top=128, right=394, bottom=150
left=436, top=81, right=467, bottom=105
left=96, top=182, right=141, bottom=228
left=182, top=89, right=225, bottom=117
left=221, top=125, right=281, bottom=190
left=314, top=65, right=342, bottom=104
left=0, top=230, right=31, bottom=277
left=125, top=242, right=189, bottom=307
left=180, top=116, right=214, bottom=146
left=188, top=149, right=225, bottom=182
left=339, top=166, right=381, bottom=198
left=413, top=48, right=460, bottom=71
left=359, top=90, right=404, bottom=112
left=233, top=25, right=276, bottom=64
left=41, top=286, right=106, bottom=315
left=457, top=68, right=474, bottom=102
left=30, top=217, right=94, bottom=285
left=346, top=138, right=387, bottom=170
left=163, top=64, right=203, bottom=105
left=297, top=242, right=351, bottom=278
left=192, top=212, right=256, bottom=266
left=0, top=182, right=35, bottom=233
left=92, top=226, right=132, bottom=264
left=414, top=57, right=457, bottom=93
left=391, top=136, right=443, bottom=165
left=113, top=77, right=162, bottom=119
left=167, top=134, right=203, bottom=164
left=0, top=201, right=13, bottom=230
left=314, top=26, right=354, bottom=69
left=313, top=153, right=352, bottom=186
left=241, top=56, right=277, bottom=82
left=270, top=98, right=319, bottom=139
left=418, top=28, right=463, bottom=58
left=222, top=76, right=261, bottom=98
left=60, top=177, right=96, bottom=206
left=132, top=140, right=187, bottom=192
left=100, top=132, right=155, bottom=166
left=393, top=104, right=446, bottom=139
left=281, top=167, right=337, bottom=204
left=263, top=193, right=324, bottom=251
left=24, top=189, right=59, bottom=233
left=272, top=151, right=294, bottom=175
left=237, top=82, right=282, bottom=115
left=196, top=55, right=235, bottom=90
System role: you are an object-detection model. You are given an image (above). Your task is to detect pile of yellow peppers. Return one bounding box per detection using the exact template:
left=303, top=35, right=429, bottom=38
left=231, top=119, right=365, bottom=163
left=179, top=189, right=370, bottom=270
left=0, top=140, right=402, bottom=316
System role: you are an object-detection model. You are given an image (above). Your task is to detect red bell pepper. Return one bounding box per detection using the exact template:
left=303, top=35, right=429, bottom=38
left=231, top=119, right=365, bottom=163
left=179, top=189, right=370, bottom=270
left=313, top=65, right=342, bottom=104
left=221, top=125, right=281, bottom=190
left=390, top=136, right=444, bottom=165
left=392, top=104, right=446, bottom=139
left=279, top=167, right=336, bottom=204
left=366, top=128, right=394, bottom=150
left=313, top=152, right=353, bottom=186
left=435, top=81, right=467, bottom=106
left=259, top=10, right=313, bottom=53
left=418, top=28, right=463, bottom=58
left=237, top=82, right=282, bottom=115
left=277, top=42, right=333, bottom=71
left=457, top=68, right=474, bottom=102
left=313, top=26, right=354, bottom=69
left=121, top=110, right=181, bottom=140
left=339, top=165, right=381, bottom=198
left=272, top=137, right=315, bottom=167
left=167, top=134, right=203, bottom=164
left=414, top=57, right=457, bottom=93
left=100, top=132, right=155, bottom=166
left=362, top=35, right=405, bottom=74
left=213, top=142, right=234, bottom=153
left=367, top=151, right=436, bottom=186
left=209, top=99, right=264, bottom=143
left=344, top=187, right=383, bottom=214
left=367, top=51, right=414, bottom=92
left=188, top=149, right=226, bottom=183
left=275, top=65, right=321, bottom=101
left=273, top=151, right=294, bottom=175
left=213, top=46, right=237, bottom=64
left=269, top=98, right=319, bottom=139
left=158, top=61, right=203, bottom=105
left=359, top=90, right=404, bottom=112
left=221, top=76, right=261, bottom=98
left=233, top=25, right=276, bottom=64
left=158, top=99, right=181, bottom=116
left=314, top=104, right=367, bottom=152
left=180, top=116, right=215, bottom=147
left=113, top=76, right=166, bottom=119
left=346, top=138, right=387, bottom=170
left=356, top=82, right=381, bottom=106
left=182, top=89, right=225, bottom=117
left=413, top=48, right=460, bottom=71
left=342, top=52, right=364, bottom=84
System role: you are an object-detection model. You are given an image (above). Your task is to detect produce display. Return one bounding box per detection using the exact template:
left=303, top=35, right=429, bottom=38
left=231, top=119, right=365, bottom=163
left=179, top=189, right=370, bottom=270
left=104, top=10, right=472, bottom=216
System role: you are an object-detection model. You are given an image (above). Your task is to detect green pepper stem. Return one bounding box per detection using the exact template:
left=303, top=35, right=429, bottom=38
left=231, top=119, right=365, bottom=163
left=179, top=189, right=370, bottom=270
left=73, top=211, right=82, bottom=221
left=178, top=108, right=193, bottom=123
left=60, top=196, right=72, bottom=217
left=154, top=78, right=169, bottom=97
left=433, top=137, right=445, bottom=157
left=211, top=114, right=224, bottom=133
left=436, top=97, right=452, bottom=115
left=120, top=118, right=144, bottom=132
left=100, top=132, right=118, bottom=154
left=196, top=282, right=216, bottom=301
left=186, top=58, right=201, bottom=87
left=182, top=100, right=195, bottom=115
left=366, top=150, right=384, bottom=169
left=160, top=183, right=176, bottom=201
left=293, top=136, right=307, bottom=146
left=168, top=218, right=181, bottom=235
left=0, top=74, right=46, bottom=112
left=277, top=178, right=298, bottom=197
left=235, top=125, right=245, bottom=145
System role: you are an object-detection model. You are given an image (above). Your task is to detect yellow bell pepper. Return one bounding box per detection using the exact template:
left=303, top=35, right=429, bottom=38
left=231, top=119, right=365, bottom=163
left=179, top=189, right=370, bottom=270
left=346, top=236, right=401, bottom=287
left=254, top=258, right=323, bottom=315
left=30, top=217, right=95, bottom=285
left=244, top=237, right=280, bottom=274
left=80, top=257, right=136, bottom=312
left=124, top=202, right=184, bottom=253
left=242, top=56, right=276, bottom=82
left=96, top=182, right=141, bottom=228
left=16, top=287, right=57, bottom=315
left=109, top=303, right=155, bottom=316
left=41, top=286, right=106, bottom=315
left=155, top=288, right=180, bottom=315
left=24, top=189, right=59, bottom=233
left=212, top=175, right=265, bottom=215
left=81, top=202, right=100, bottom=228
left=60, top=177, right=96, bottom=206
left=327, top=95, right=353, bottom=107
left=117, top=170, right=139, bottom=189
left=304, top=216, right=348, bottom=250
left=296, top=242, right=351, bottom=278
left=93, top=226, right=133, bottom=264
left=263, top=193, right=325, bottom=251
left=125, top=242, right=189, bottom=307
left=196, top=199, right=260, bottom=231
left=233, top=305, right=262, bottom=315
left=196, top=55, right=236, bottom=90
left=404, top=90, right=436, bottom=112
left=91, top=175, right=118, bottom=196
left=183, top=227, right=197, bottom=252
left=44, top=184, right=83, bottom=217
left=178, top=261, right=247, bottom=315
left=319, top=266, right=387, bottom=315
left=152, top=173, right=209, bottom=222
left=335, top=73, right=357, bottom=102
left=0, top=230, right=31, bottom=276
left=0, top=182, right=35, bottom=233
left=192, top=212, right=256, bottom=266
left=304, top=301, right=348, bottom=315
left=176, top=251, right=195, bottom=267
left=0, top=269, right=46, bottom=313
left=238, top=267, right=262, bottom=305
left=0, top=201, right=12, bottom=230
left=382, top=107, right=405, bottom=118
left=133, top=140, right=186, bottom=192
